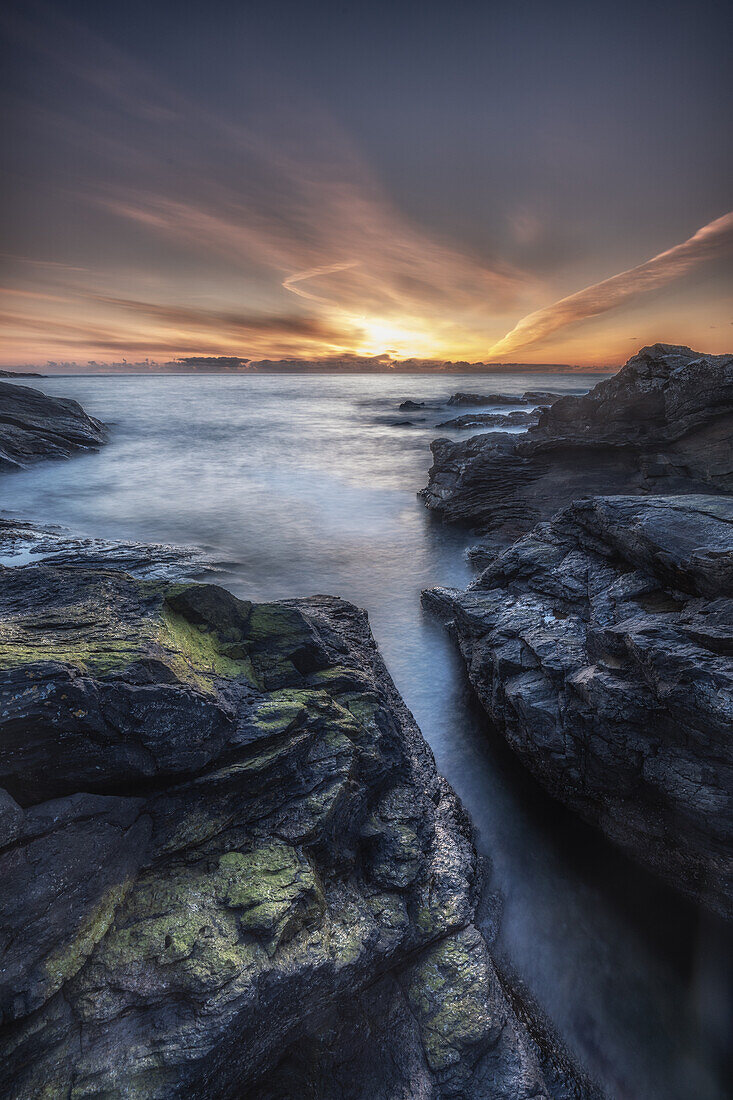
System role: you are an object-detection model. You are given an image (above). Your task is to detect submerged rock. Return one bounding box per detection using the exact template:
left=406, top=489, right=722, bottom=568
left=0, top=561, right=560, bottom=1098
left=446, top=390, right=564, bottom=408
left=447, top=392, right=529, bottom=407
left=424, top=494, right=733, bottom=916
left=0, top=516, right=225, bottom=579
left=421, top=345, right=733, bottom=545
left=0, top=380, right=105, bottom=470
left=437, top=410, right=539, bottom=430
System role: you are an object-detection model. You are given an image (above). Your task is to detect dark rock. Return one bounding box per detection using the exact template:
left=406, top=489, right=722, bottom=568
left=447, top=392, right=530, bottom=407
left=421, top=345, right=733, bottom=542
left=398, top=399, right=425, bottom=409
left=0, top=562, right=559, bottom=1098
left=0, top=380, right=105, bottom=470
left=0, top=516, right=226, bottom=579
left=424, top=494, right=733, bottom=916
left=521, top=391, right=564, bottom=404
left=437, top=410, right=539, bottom=430
left=0, top=370, right=44, bottom=378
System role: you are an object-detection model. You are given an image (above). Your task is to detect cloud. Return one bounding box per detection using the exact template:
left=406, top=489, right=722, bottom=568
left=488, top=212, right=733, bottom=358
left=91, top=294, right=346, bottom=342
left=1, top=2, right=536, bottom=363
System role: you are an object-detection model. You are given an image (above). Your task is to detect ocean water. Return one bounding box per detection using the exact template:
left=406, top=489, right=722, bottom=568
left=2, top=372, right=730, bottom=1099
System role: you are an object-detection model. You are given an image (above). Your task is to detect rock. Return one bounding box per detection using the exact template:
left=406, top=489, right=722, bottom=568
left=0, top=370, right=44, bottom=378
left=423, top=494, right=733, bottom=917
left=447, top=392, right=530, bottom=407
left=521, top=391, right=564, bottom=404
left=437, top=410, right=539, bottom=430
left=421, top=345, right=733, bottom=544
left=0, top=560, right=558, bottom=1098
left=0, top=380, right=105, bottom=470
left=0, top=516, right=225, bottom=579
left=398, top=399, right=425, bottom=410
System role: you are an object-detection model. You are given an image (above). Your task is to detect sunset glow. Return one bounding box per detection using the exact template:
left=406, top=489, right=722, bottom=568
left=1, top=4, right=730, bottom=370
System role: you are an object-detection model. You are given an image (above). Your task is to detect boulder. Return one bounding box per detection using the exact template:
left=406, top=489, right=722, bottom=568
left=0, top=380, right=105, bottom=470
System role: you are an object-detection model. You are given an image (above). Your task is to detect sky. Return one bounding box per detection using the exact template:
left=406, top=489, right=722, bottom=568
left=1, top=0, right=731, bottom=370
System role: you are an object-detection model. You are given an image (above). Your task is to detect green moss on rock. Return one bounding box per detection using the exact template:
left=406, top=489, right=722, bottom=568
left=405, top=928, right=503, bottom=1074
left=218, top=842, right=325, bottom=955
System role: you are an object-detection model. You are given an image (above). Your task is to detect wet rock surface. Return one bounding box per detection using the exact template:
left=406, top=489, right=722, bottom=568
left=437, top=410, right=540, bottom=430
left=0, top=380, right=105, bottom=470
left=421, top=345, right=733, bottom=547
left=0, top=516, right=228, bottom=580
left=424, top=494, right=733, bottom=916
left=0, top=554, right=569, bottom=1098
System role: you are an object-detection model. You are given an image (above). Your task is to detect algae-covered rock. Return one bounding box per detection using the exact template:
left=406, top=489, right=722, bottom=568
left=0, top=562, right=556, bottom=1099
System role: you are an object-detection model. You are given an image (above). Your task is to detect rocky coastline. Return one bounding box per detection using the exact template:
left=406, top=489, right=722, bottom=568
left=421, top=345, right=733, bottom=916
left=420, top=344, right=733, bottom=549
left=0, top=381, right=584, bottom=1096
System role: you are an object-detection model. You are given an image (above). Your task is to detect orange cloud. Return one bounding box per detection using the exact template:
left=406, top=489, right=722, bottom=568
left=488, top=212, right=733, bottom=358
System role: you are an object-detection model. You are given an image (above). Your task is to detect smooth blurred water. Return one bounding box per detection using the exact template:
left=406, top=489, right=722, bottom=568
left=2, top=372, right=730, bottom=1099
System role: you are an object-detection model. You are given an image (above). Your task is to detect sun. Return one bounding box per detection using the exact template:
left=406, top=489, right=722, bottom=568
left=354, top=317, right=439, bottom=358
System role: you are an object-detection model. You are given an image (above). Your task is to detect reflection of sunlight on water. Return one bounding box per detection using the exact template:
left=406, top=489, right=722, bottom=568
left=3, top=371, right=730, bottom=1099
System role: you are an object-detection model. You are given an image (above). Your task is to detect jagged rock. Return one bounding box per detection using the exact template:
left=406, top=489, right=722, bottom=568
left=0, top=562, right=557, bottom=1099
left=424, top=494, right=733, bottom=916
left=398, top=399, right=425, bottom=410
left=421, top=345, right=733, bottom=545
left=0, top=517, right=223, bottom=579
left=437, top=411, right=539, bottom=430
left=0, top=380, right=105, bottom=470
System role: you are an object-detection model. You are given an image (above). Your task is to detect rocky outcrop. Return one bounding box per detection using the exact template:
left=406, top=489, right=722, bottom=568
left=0, top=558, right=557, bottom=1099
left=0, top=380, right=105, bottom=470
left=421, top=345, right=733, bottom=546
left=424, top=494, right=733, bottom=917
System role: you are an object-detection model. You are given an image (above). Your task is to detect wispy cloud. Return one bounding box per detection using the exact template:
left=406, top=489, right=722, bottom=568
left=2, top=1, right=536, bottom=362
left=488, top=213, right=733, bottom=358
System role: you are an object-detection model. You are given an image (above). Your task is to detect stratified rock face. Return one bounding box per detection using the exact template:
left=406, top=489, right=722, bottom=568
left=421, top=345, right=733, bottom=544
left=0, top=564, right=550, bottom=1099
left=0, top=380, right=105, bottom=470
left=425, top=495, right=733, bottom=916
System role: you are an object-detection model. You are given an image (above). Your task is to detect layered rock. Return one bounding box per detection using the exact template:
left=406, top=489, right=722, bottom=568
left=421, top=345, right=733, bottom=546
left=424, top=495, right=733, bottom=916
left=0, top=380, right=105, bottom=470
left=0, top=559, right=555, bottom=1099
